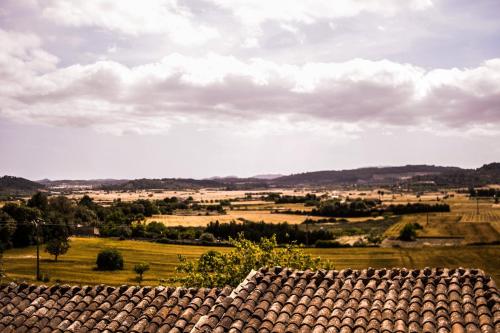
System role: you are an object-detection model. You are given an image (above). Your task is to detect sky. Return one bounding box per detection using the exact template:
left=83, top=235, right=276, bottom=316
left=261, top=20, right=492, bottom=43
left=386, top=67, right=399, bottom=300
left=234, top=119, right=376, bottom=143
left=0, top=0, right=500, bottom=180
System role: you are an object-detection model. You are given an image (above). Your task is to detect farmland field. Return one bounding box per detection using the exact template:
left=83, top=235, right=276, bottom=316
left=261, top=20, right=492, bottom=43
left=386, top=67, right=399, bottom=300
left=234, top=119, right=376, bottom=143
left=62, top=189, right=331, bottom=204
left=385, top=212, right=500, bottom=244
left=145, top=210, right=323, bottom=226
left=2, top=237, right=499, bottom=285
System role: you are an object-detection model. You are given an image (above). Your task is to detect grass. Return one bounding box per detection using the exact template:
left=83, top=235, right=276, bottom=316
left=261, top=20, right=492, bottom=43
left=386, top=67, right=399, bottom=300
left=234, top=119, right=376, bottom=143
left=2, top=237, right=499, bottom=286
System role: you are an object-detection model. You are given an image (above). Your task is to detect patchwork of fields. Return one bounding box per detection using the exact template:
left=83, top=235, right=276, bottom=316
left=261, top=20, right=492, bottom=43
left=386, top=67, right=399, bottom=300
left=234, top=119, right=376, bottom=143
left=143, top=193, right=500, bottom=245
left=2, top=237, right=500, bottom=285
left=145, top=210, right=322, bottom=226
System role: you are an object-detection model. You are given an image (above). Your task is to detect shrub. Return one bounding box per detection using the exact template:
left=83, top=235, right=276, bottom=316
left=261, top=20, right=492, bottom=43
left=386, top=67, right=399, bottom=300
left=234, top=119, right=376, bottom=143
left=200, top=232, right=216, bottom=243
left=96, top=249, right=124, bottom=271
left=399, top=223, right=417, bottom=241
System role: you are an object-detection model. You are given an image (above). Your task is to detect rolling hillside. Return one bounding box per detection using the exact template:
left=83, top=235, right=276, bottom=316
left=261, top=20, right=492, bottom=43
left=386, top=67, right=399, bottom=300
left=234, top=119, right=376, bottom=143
left=0, top=175, right=44, bottom=194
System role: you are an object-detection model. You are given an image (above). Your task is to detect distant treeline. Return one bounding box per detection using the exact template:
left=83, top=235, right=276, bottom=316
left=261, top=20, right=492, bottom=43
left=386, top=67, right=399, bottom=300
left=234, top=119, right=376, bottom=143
left=279, top=199, right=450, bottom=218
left=386, top=203, right=450, bottom=215
left=263, top=193, right=320, bottom=206
left=469, top=188, right=500, bottom=197
left=0, top=192, right=227, bottom=247
left=205, top=220, right=333, bottom=244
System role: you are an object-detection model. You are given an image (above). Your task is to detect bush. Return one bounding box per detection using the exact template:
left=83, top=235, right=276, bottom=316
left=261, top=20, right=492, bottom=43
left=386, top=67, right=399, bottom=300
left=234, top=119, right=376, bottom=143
left=96, top=249, right=124, bottom=271
left=200, top=232, right=216, bottom=243
left=399, top=223, right=418, bottom=241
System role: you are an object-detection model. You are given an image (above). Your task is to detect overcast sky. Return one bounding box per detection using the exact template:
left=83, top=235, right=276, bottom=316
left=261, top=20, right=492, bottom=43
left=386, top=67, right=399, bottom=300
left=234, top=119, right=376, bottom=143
left=1, top=0, right=499, bottom=180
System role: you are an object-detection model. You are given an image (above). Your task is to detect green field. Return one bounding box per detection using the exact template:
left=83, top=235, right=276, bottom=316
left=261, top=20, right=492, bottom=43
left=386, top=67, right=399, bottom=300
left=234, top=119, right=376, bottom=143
left=2, top=237, right=499, bottom=285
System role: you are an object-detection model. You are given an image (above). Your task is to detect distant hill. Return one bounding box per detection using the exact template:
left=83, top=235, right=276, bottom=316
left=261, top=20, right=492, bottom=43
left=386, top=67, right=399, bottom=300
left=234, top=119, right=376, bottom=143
left=0, top=176, right=44, bottom=194
left=269, top=165, right=462, bottom=186
left=412, top=163, right=500, bottom=187
left=104, top=178, right=225, bottom=190
left=4, top=163, right=499, bottom=192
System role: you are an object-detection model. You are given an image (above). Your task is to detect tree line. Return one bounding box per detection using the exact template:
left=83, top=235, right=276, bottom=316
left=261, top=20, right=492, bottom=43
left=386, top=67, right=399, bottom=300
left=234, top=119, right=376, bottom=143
left=278, top=199, right=450, bottom=218
left=469, top=188, right=500, bottom=198
left=262, top=193, right=320, bottom=206
left=205, top=220, right=333, bottom=245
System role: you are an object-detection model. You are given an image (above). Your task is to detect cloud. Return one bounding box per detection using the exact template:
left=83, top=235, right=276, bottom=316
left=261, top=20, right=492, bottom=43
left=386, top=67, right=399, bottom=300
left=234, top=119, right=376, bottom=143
left=32, top=0, right=434, bottom=48
left=38, top=0, right=219, bottom=45
left=1, top=28, right=499, bottom=136
left=210, top=0, right=433, bottom=25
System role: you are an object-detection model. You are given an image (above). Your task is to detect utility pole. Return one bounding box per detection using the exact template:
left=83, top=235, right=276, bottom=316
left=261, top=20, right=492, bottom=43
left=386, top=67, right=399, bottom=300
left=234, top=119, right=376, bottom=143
left=32, top=218, right=44, bottom=281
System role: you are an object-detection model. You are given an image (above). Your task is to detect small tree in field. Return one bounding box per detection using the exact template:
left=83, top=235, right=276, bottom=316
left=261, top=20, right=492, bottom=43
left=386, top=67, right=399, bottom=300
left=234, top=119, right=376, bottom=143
left=96, top=249, right=124, bottom=271
left=133, top=262, right=150, bottom=283
left=399, top=223, right=417, bottom=241
left=45, top=238, right=70, bottom=261
left=171, top=234, right=333, bottom=287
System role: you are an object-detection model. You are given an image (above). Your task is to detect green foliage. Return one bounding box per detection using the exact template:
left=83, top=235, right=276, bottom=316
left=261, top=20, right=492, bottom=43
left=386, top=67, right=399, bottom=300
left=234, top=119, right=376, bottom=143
left=45, top=238, right=70, bottom=261
left=145, top=221, right=167, bottom=237
left=0, top=211, right=16, bottom=251
left=307, top=199, right=380, bottom=218
left=27, top=192, right=48, bottom=211
left=199, top=232, right=216, bottom=243
left=399, top=223, right=418, bottom=241
left=2, top=203, right=39, bottom=247
left=96, top=249, right=124, bottom=271
left=171, top=234, right=333, bottom=287
left=133, top=262, right=150, bottom=283
left=206, top=220, right=333, bottom=245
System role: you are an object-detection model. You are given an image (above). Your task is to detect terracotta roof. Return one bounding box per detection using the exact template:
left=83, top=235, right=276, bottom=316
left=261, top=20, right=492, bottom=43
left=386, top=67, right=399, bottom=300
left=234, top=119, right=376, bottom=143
left=1, top=267, right=499, bottom=333
left=193, top=267, right=500, bottom=333
left=0, top=283, right=232, bottom=333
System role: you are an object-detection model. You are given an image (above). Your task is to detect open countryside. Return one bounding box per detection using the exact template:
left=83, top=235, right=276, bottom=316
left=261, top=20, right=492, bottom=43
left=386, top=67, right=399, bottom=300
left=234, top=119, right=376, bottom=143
left=1, top=2, right=500, bottom=331
left=3, top=237, right=500, bottom=285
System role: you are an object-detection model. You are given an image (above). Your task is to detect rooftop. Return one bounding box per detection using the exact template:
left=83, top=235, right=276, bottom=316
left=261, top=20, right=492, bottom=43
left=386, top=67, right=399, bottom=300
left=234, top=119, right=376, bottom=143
left=1, top=267, right=499, bottom=333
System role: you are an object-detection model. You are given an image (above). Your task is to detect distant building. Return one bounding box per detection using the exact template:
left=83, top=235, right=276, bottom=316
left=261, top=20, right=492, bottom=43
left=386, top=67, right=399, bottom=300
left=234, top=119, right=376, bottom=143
left=74, top=224, right=100, bottom=236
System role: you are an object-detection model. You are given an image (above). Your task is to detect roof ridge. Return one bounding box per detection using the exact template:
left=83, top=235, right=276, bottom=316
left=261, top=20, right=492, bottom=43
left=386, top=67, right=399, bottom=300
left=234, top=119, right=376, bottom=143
left=189, top=270, right=257, bottom=333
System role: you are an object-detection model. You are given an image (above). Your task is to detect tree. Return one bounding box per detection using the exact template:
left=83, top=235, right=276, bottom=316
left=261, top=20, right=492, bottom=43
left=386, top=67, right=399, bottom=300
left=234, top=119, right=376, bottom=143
left=199, top=232, right=216, bottom=243
left=171, top=234, right=333, bottom=287
left=78, top=195, right=95, bottom=208
left=74, top=206, right=98, bottom=226
left=133, top=262, right=150, bottom=283
left=0, top=211, right=16, bottom=251
left=399, top=223, right=418, bottom=241
left=2, top=203, right=39, bottom=247
left=27, top=192, right=49, bottom=212
left=45, top=238, right=70, bottom=261
left=0, top=211, right=16, bottom=282
left=96, top=249, right=124, bottom=270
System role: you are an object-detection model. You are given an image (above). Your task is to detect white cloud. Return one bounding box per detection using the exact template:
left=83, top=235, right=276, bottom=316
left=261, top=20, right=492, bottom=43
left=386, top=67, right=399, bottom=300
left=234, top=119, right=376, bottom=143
left=1, top=28, right=499, bottom=136
left=39, top=0, right=219, bottom=45
left=210, top=0, right=432, bottom=30
left=31, top=0, right=435, bottom=48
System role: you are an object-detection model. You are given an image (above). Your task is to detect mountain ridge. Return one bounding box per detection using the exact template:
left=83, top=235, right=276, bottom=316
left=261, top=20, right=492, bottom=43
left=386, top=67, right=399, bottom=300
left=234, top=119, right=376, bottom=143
left=2, top=163, right=499, bottom=192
